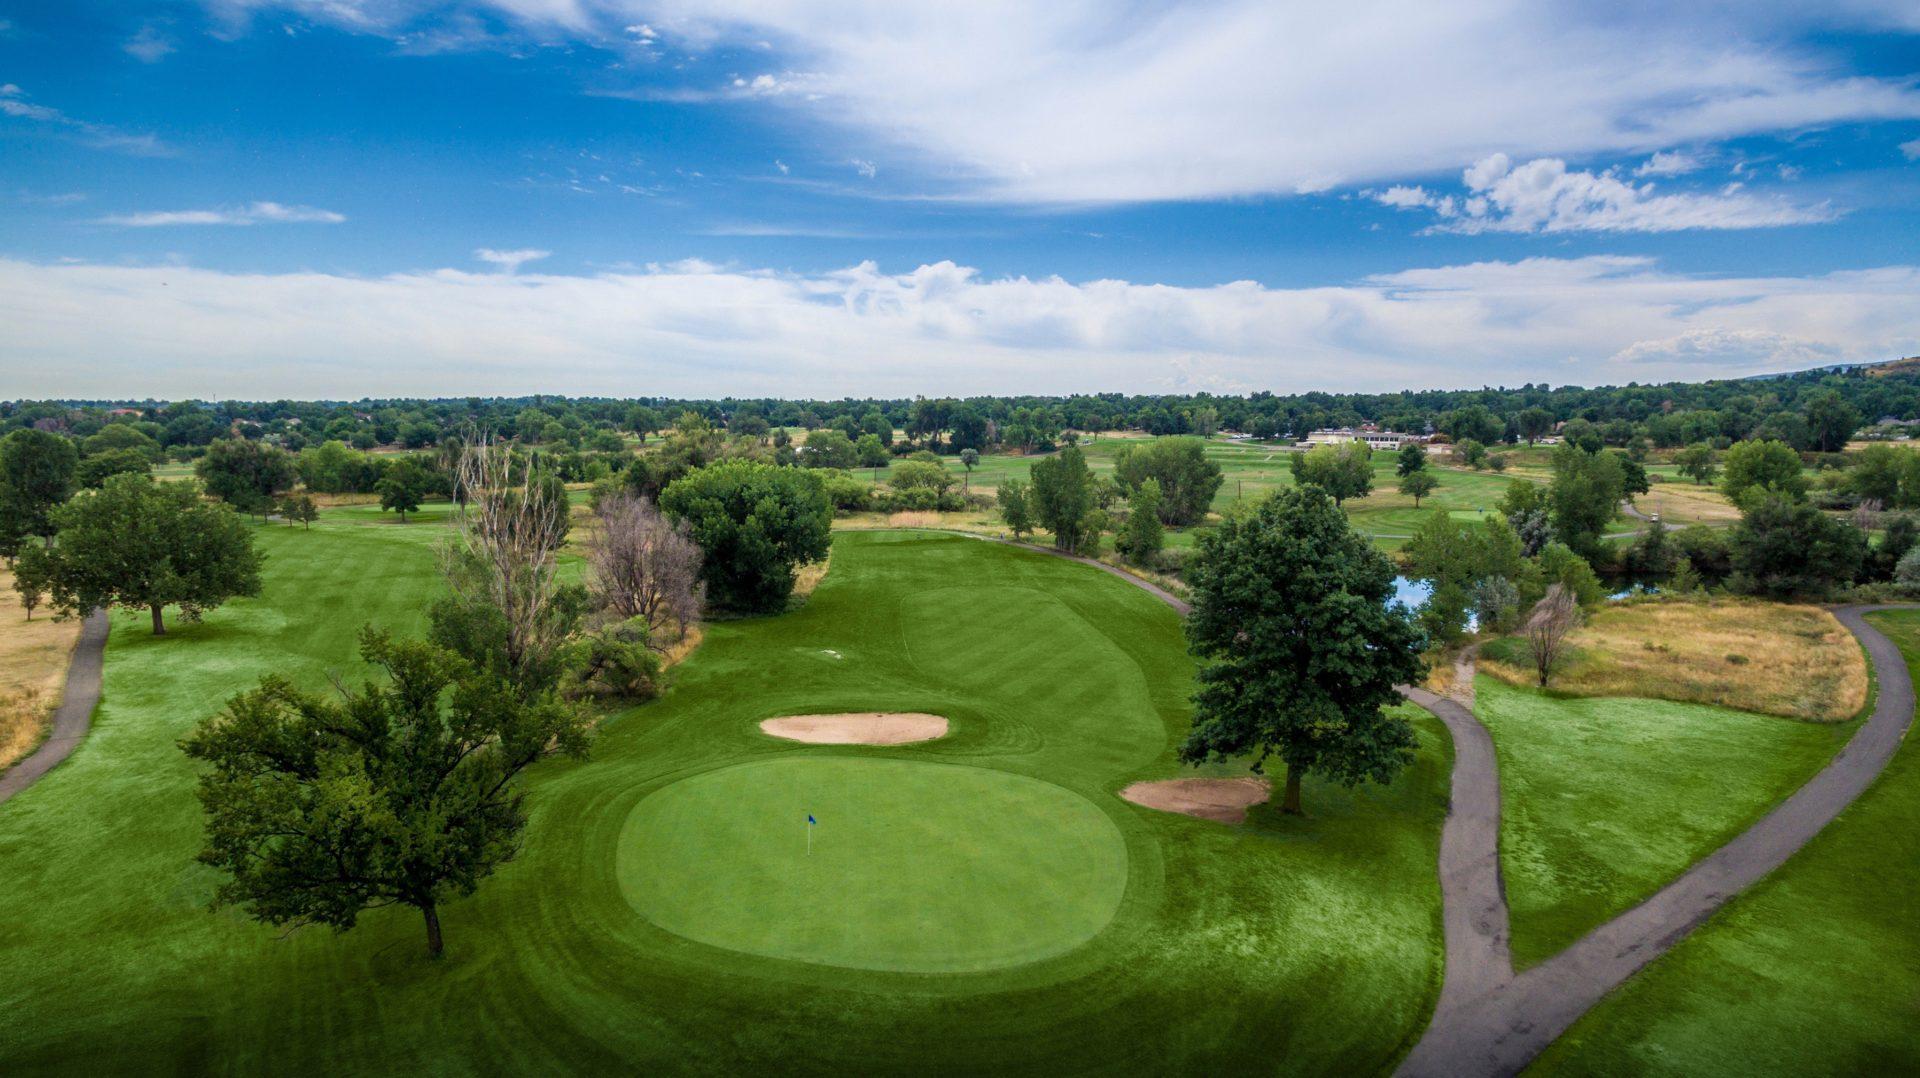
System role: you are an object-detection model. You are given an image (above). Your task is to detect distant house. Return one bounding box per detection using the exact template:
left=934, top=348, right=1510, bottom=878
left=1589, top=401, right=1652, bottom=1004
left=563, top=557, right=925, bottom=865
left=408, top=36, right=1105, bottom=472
left=1302, top=427, right=1423, bottom=451
left=106, top=407, right=144, bottom=418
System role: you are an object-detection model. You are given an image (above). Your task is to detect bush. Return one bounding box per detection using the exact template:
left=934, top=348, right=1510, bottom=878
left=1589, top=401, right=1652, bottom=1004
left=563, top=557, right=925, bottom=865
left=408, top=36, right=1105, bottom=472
left=817, top=470, right=873, bottom=514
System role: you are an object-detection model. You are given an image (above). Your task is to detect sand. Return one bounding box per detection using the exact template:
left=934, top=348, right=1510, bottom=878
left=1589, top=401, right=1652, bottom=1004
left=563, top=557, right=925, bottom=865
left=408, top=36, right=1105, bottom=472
left=1119, top=778, right=1271, bottom=824
left=759, top=712, right=949, bottom=745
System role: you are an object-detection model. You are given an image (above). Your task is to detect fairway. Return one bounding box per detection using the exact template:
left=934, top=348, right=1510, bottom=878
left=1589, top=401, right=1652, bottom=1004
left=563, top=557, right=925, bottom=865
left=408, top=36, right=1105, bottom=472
left=619, top=757, right=1128, bottom=972
left=0, top=518, right=1451, bottom=1074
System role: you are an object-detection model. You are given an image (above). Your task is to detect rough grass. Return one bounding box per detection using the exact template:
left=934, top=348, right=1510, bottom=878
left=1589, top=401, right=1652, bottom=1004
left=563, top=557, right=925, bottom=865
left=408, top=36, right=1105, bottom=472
left=1476, top=677, right=1854, bottom=968
left=0, top=565, right=83, bottom=772
left=1532, top=609, right=1920, bottom=1075
left=0, top=519, right=1451, bottom=1074
left=1481, top=599, right=1868, bottom=721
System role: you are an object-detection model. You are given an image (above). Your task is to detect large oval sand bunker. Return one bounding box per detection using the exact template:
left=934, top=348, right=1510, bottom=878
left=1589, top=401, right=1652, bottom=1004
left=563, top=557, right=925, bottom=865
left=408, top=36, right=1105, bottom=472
left=618, top=757, right=1128, bottom=973
left=759, top=712, right=948, bottom=745
left=1120, top=778, right=1270, bottom=824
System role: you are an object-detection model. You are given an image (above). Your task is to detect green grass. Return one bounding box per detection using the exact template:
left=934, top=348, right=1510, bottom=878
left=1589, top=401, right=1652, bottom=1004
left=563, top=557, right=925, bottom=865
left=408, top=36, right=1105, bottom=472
left=1531, top=609, right=1920, bottom=1075
left=1476, top=677, right=1854, bottom=968
left=619, top=756, right=1128, bottom=973
left=0, top=516, right=1452, bottom=1073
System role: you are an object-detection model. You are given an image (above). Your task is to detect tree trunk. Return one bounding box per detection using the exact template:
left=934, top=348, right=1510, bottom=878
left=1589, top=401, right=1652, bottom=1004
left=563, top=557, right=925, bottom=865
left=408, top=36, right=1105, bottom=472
left=1280, top=764, right=1304, bottom=815
left=150, top=604, right=166, bottom=635
left=423, top=903, right=443, bottom=958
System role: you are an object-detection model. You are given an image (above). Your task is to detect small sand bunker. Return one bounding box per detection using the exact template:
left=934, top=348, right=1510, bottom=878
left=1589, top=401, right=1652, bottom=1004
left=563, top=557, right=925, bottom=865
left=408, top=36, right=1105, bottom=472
left=760, top=712, right=948, bottom=746
left=1119, top=778, right=1271, bottom=824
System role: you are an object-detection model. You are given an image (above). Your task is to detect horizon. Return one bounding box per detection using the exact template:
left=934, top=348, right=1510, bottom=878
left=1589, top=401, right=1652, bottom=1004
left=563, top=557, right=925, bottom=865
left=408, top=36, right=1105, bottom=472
left=3, top=3, right=1920, bottom=396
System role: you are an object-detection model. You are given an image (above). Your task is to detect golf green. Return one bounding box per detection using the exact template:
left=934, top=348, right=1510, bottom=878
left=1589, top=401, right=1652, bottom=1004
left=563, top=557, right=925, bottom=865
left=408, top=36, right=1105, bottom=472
left=618, top=756, right=1129, bottom=972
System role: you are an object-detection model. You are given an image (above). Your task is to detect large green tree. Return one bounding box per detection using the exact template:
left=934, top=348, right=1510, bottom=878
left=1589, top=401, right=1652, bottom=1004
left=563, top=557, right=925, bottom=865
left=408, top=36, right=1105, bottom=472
left=1112, top=437, right=1224, bottom=526
left=1289, top=441, right=1374, bottom=504
left=181, top=629, right=590, bottom=957
left=1546, top=444, right=1625, bottom=559
left=0, top=428, right=79, bottom=554
left=40, top=473, right=263, bottom=634
left=1720, top=439, right=1807, bottom=505
left=1029, top=446, right=1097, bottom=552
left=660, top=460, right=831, bottom=613
left=1728, top=494, right=1868, bottom=596
left=1178, top=487, right=1426, bottom=814
left=196, top=437, right=297, bottom=515
left=1803, top=389, right=1862, bottom=453
left=376, top=458, right=433, bottom=522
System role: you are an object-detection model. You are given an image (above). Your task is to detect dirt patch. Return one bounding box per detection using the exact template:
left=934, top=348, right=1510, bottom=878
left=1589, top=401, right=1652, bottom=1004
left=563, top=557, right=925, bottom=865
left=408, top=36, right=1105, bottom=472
left=760, top=712, right=949, bottom=745
left=0, top=565, right=84, bottom=772
left=1119, top=778, right=1271, bottom=824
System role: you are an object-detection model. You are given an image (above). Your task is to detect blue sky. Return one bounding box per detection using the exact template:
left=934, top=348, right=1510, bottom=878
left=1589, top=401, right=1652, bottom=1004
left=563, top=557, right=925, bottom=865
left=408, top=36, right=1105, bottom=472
left=3, top=1, right=1920, bottom=398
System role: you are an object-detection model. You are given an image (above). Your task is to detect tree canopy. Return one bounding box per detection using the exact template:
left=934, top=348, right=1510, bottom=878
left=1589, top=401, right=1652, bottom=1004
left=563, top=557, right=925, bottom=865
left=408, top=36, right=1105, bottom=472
left=1289, top=441, right=1373, bottom=504
left=660, top=460, right=831, bottom=614
left=1178, top=486, right=1425, bottom=814
left=1112, top=436, right=1223, bottom=526
left=40, top=473, right=263, bottom=634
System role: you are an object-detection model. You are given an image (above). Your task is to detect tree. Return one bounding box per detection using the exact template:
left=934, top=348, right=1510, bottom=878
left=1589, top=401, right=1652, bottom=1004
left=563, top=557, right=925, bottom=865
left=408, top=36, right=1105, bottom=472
left=854, top=434, right=890, bottom=469
left=1728, top=494, right=1868, bottom=597
left=1803, top=389, right=1861, bottom=453
left=1617, top=454, right=1650, bottom=502
left=1720, top=439, right=1807, bottom=505
left=75, top=446, right=153, bottom=489
left=285, top=494, right=320, bottom=530
left=998, top=478, right=1034, bottom=539
left=1533, top=542, right=1606, bottom=609
left=1547, top=444, right=1625, bottom=559
left=1178, top=487, right=1424, bottom=814
left=0, top=428, right=79, bottom=550
left=1516, top=407, right=1555, bottom=445
left=1289, top=441, right=1373, bottom=504
left=196, top=438, right=296, bottom=516
left=587, top=493, right=703, bottom=639
left=1456, top=438, right=1488, bottom=469
left=1624, top=518, right=1675, bottom=576
left=660, top=460, right=831, bottom=614
left=376, top=459, right=433, bottom=522
left=1120, top=479, right=1164, bottom=566
left=1399, top=470, right=1439, bottom=507
left=1113, top=437, right=1224, bottom=525
left=437, top=438, right=579, bottom=687
left=959, top=448, right=980, bottom=492
left=12, top=543, right=53, bottom=620
left=1441, top=405, right=1504, bottom=446
left=1525, top=585, right=1583, bottom=687
left=1675, top=442, right=1717, bottom=485
left=181, top=629, right=589, bottom=958
left=1029, top=446, right=1097, bottom=552
left=40, top=474, right=262, bottom=634
left=802, top=429, right=858, bottom=470
left=1396, top=441, right=1427, bottom=477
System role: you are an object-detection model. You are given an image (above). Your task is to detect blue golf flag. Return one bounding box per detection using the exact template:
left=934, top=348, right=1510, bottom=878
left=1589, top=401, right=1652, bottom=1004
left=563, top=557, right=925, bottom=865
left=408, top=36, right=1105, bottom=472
left=808, top=814, right=816, bottom=824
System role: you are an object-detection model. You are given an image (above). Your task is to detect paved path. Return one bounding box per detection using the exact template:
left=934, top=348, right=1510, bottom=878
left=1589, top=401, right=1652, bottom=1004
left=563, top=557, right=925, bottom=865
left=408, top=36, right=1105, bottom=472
left=1395, top=603, right=1917, bottom=1076
left=974, top=536, right=1918, bottom=1075
left=0, top=609, right=109, bottom=807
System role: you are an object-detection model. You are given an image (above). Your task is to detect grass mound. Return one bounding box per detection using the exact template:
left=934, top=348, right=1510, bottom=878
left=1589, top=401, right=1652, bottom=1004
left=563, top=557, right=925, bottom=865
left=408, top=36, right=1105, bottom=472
left=1477, top=677, right=1853, bottom=967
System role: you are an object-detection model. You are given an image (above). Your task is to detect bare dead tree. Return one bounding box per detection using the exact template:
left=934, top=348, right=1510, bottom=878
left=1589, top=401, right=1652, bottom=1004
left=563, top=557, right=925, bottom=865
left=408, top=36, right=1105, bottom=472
left=587, top=493, right=704, bottom=643
left=442, top=433, right=573, bottom=677
left=1525, top=583, right=1584, bottom=687
left=1854, top=498, right=1885, bottom=532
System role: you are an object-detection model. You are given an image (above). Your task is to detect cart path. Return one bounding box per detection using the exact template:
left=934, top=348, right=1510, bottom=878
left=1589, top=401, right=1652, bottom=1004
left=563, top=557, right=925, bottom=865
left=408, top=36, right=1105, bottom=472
left=0, top=609, right=109, bottom=807
left=970, top=535, right=1915, bottom=1077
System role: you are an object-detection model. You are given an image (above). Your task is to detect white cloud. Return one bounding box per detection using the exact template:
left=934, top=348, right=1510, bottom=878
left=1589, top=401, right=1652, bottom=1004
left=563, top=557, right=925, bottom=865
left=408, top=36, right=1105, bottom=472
left=125, top=24, right=178, bottom=63
left=1, top=253, right=1915, bottom=398
left=0, top=84, right=170, bottom=155
left=195, top=2, right=1920, bottom=203
left=851, top=158, right=876, bottom=178
left=774, top=158, right=789, bottom=174
left=1373, top=153, right=1836, bottom=233
left=98, top=201, right=346, bottom=226
left=1635, top=150, right=1703, bottom=177
left=474, top=247, right=551, bottom=273
left=1903, top=138, right=1920, bottom=160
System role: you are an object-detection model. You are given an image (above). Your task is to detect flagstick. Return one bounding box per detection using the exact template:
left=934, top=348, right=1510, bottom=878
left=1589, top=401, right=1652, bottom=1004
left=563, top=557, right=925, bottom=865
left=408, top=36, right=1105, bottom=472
left=807, top=821, right=813, bottom=857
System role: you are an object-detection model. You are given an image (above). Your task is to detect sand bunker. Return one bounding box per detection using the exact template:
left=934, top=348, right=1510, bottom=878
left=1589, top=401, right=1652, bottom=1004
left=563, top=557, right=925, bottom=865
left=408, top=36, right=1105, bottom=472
left=759, top=712, right=949, bottom=745
left=1119, top=778, right=1271, bottom=824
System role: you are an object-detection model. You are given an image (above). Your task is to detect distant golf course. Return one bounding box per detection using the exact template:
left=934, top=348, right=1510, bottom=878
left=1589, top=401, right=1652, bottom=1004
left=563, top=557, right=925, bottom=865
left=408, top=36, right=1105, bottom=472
left=0, top=518, right=1454, bottom=1073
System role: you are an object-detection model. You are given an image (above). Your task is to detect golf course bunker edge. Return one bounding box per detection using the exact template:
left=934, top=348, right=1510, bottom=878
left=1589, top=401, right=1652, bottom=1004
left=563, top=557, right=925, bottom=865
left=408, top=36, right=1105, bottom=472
left=759, top=712, right=948, bottom=745
left=617, top=757, right=1128, bottom=973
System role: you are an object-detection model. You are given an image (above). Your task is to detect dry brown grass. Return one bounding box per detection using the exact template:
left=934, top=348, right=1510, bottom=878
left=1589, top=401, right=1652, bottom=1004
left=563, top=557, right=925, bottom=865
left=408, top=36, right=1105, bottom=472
left=1636, top=481, right=1742, bottom=525
left=1481, top=598, right=1867, bottom=721
left=833, top=509, right=1004, bottom=535
left=792, top=547, right=833, bottom=600
left=0, top=565, right=84, bottom=772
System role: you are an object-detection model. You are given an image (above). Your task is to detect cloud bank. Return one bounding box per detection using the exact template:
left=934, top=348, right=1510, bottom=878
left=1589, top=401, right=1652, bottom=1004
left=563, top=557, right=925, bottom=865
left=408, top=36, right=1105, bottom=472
left=2, top=255, right=1915, bottom=399
left=97, top=202, right=347, bottom=226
